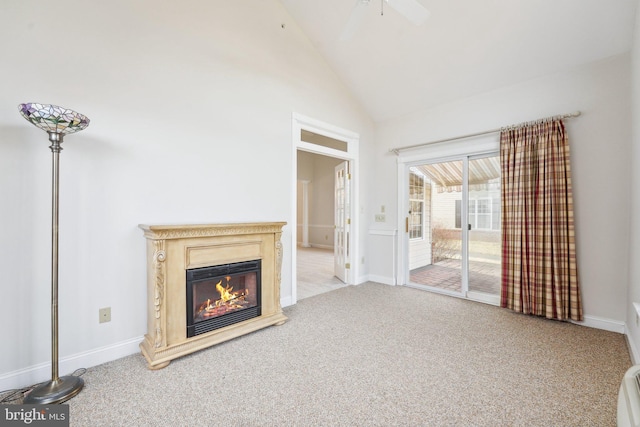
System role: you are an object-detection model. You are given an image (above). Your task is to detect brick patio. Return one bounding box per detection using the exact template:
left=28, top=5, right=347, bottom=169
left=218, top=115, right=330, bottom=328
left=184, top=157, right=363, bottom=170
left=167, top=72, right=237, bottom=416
left=410, top=258, right=501, bottom=295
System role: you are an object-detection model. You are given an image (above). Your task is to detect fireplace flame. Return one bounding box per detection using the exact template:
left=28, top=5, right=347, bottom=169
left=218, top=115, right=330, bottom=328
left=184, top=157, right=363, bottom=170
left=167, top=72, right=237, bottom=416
left=195, top=277, right=250, bottom=319
left=216, top=281, right=235, bottom=304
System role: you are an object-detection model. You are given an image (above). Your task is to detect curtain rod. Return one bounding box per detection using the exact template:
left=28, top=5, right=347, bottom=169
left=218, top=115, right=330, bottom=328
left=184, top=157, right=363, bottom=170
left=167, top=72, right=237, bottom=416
left=389, top=111, right=581, bottom=155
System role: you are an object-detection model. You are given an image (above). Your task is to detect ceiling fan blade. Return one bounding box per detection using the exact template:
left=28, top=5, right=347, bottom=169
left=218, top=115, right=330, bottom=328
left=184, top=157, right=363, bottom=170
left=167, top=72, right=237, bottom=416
left=386, top=0, right=430, bottom=26
left=340, top=0, right=371, bottom=41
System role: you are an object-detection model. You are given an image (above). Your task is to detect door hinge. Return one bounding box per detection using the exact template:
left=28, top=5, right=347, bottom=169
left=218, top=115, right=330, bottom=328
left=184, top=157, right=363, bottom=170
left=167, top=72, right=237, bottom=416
left=345, top=263, right=351, bottom=269
left=405, top=217, right=409, bottom=233
left=347, top=218, right=351, bottom=225
left=347, top=173, right=351, bottom=180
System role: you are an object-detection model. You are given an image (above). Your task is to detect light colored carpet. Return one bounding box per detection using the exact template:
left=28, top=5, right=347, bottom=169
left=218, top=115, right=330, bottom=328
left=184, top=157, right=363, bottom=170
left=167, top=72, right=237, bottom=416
left=5, top=283, right=632, bottom=426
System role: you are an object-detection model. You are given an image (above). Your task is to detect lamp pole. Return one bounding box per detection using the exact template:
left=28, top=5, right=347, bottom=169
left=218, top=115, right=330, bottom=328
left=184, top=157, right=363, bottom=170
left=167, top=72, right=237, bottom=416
left=19, top=103, right=89, bottom=404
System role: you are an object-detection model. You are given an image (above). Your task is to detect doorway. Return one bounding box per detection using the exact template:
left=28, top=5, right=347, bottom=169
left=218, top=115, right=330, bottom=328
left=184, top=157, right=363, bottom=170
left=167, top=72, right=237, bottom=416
left=403, top=153, right=501, bottom=304
left=296, top=151, right=349, bottom=300
left=291, top=114, right=359, bottom=304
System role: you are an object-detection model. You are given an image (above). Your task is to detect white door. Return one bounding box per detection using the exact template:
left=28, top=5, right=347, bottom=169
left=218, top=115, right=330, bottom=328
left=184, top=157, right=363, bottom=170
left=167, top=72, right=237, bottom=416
left=334, top=161, right=350, bottom=283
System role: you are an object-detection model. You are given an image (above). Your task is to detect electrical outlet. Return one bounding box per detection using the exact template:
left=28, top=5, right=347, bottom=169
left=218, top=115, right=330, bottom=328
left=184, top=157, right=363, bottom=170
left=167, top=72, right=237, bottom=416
left=99, top=307, right=111, bottom=323
left=375, top=214, right=385, bottom=222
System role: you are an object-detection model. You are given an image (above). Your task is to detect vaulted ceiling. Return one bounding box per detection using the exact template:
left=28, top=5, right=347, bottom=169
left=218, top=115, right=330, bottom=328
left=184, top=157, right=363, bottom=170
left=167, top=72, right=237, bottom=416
left=280, top=0, right=638, bottom=122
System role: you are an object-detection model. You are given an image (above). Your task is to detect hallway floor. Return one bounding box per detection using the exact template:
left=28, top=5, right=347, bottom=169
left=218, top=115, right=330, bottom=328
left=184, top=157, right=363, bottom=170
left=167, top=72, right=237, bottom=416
left=297, top=246, right=347, bottom=300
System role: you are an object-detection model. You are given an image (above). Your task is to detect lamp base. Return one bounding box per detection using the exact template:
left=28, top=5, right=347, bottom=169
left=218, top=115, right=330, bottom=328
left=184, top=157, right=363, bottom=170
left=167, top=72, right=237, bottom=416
left=24, top=376, right=84, bottom=404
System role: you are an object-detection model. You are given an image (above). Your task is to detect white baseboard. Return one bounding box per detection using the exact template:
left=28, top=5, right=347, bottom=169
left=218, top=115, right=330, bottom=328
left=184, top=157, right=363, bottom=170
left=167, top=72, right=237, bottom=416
left=281, top=296, right=294, bottom=308
left=366, top=274, right=395, bottom=286
left=626, top=325, right=640, bottom=365
left=309, top=244, right=333, bottom=250
left=0, top=336, right=143, bottom=392
left=356, top=274, right=369, bottom=285
left=573, top=315, right=625, bottom=334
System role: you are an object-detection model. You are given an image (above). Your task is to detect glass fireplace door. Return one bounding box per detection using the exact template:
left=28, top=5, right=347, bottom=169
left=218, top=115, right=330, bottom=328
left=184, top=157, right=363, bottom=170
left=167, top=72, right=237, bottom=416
left=186, top=260, right=261, bottom=337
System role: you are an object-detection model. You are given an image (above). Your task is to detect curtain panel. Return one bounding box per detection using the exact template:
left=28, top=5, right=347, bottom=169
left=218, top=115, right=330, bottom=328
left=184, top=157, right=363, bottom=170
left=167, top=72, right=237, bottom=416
left=500, top=119, right=583, bottom=321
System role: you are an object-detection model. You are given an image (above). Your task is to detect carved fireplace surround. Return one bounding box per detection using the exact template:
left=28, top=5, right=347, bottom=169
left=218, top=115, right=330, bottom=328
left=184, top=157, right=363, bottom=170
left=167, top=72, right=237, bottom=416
left=139, top=222, right=287, bottom=369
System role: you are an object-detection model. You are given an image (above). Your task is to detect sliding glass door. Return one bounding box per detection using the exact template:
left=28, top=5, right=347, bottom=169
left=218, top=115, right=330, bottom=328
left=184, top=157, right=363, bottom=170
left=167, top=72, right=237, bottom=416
left=467, top=156, right=501, bottom=297
left=406, top=154, right=501, bottom=302
left=408, top=160, right=464, bottom=294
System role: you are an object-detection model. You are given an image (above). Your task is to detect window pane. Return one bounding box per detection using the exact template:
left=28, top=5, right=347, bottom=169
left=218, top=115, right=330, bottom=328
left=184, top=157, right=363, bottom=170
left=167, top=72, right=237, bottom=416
left=409, top=172, right=425, bottom=239
left=477, top=214, right=491, bottom=229
left=477, top=199, right=490, bottom=213
left=301, top=130, right=348, bottom=152
left=410, top=200, right=423, bottom=239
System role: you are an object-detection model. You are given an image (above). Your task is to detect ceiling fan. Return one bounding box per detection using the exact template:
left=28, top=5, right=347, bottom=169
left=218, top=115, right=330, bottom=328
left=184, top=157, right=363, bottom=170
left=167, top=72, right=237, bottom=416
left=340, top=0, right=431, bottom=41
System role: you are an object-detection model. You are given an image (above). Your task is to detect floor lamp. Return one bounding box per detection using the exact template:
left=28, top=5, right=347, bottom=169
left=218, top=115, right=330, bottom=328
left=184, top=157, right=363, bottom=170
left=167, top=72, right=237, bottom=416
left=19, top=103, right=90, bottom=404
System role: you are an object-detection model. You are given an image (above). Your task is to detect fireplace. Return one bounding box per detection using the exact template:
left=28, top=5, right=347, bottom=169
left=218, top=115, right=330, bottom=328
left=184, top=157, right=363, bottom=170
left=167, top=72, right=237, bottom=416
left=139, top=222, right=287, bottom=369
left=187, top=260, right=261, bottom=337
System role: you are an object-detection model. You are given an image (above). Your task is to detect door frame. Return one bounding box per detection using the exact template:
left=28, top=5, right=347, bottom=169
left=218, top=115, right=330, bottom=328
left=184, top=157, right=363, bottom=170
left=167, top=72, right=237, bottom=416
left=403, top=156, right=469, bottom=298
left=395, top=135, right=498, bottom=302
left=291, top=113, right=359, bottom=305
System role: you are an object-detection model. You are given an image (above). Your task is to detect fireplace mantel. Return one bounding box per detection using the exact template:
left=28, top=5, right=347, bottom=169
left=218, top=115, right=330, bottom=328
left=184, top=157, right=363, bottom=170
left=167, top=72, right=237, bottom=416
left=138, top=222, right=287, bottom=369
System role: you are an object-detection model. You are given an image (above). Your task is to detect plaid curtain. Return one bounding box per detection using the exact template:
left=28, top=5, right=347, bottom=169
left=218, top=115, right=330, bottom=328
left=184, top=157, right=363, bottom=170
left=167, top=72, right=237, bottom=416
left=500, top=119, right=583, bottom=321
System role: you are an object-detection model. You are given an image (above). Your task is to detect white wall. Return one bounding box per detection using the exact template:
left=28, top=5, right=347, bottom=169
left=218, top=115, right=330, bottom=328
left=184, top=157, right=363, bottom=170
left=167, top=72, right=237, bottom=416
left=373, top=54, right=632, bottom=329
left=628, top=2, right=640, bottom=363
left=0, top=0, right=374, bottom=388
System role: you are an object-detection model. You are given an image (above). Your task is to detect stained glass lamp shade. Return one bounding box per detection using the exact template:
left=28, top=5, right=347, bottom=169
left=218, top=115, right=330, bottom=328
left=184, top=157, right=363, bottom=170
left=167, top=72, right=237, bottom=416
left=18, top=103, right=89, bottom=404
left=19, top=103, right=90, bottom=135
